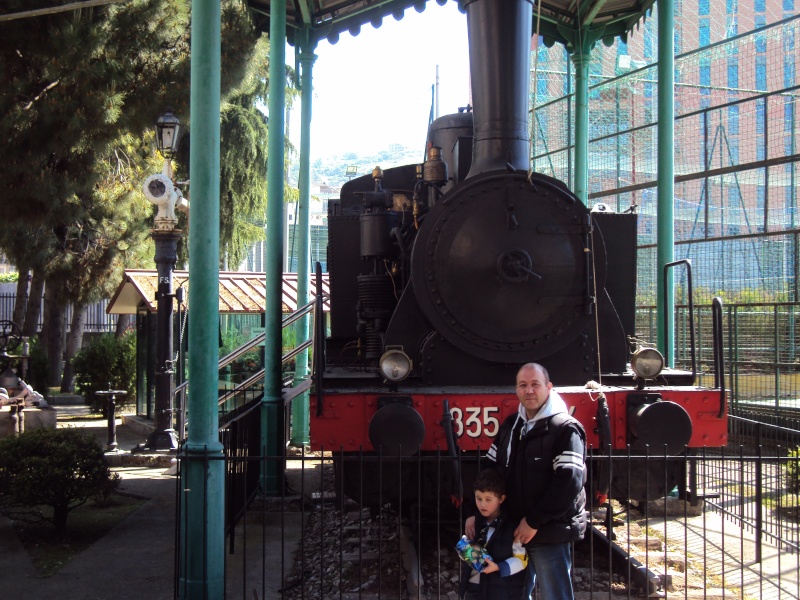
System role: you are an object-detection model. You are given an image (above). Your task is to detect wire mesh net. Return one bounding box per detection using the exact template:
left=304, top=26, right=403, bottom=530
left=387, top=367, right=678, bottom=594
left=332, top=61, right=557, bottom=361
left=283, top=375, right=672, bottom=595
left=531, top=4, right=800, bottom=408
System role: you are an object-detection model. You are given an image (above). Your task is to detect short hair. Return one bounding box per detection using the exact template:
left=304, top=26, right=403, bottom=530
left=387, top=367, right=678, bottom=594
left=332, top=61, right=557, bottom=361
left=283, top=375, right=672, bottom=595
left=517, top=362, right=550, bottom=384
left=473, top=468, right=505, bottom=497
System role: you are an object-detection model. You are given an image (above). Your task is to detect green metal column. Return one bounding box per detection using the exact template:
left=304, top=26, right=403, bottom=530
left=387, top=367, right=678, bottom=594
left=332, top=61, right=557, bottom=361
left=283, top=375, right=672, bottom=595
left=262, top=0, right=287, bottom=493
left=656, top=0, right=676, bottom=364
left=290, top=28, right=317, bottom=446
left=179, top=0, right=224, bottom=598
left=571, top=50, right=591, bottom=205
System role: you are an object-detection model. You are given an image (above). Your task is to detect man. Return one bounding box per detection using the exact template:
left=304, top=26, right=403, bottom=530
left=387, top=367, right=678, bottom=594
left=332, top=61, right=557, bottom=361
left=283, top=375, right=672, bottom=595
left=466, top=362, right=587, bottom=600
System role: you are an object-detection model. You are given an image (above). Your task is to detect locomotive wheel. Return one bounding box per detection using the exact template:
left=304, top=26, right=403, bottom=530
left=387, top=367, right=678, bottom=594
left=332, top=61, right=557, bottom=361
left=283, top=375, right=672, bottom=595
left=334, top=454, right=466, bottom=511
left=410, top=170, right=607, bottom=363
left=606, top=455, right=685, bottom=503
left=334, top=454, right=415, bottom=507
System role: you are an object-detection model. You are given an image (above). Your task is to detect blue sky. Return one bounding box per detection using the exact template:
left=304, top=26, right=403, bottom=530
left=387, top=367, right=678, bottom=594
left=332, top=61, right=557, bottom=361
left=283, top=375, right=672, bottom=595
left=287, top=1, right=470, bottom=158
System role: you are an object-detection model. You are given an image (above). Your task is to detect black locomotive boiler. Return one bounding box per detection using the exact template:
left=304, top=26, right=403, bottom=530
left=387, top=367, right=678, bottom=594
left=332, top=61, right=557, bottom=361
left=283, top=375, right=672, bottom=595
left=310, top=0, right=728, bottom=505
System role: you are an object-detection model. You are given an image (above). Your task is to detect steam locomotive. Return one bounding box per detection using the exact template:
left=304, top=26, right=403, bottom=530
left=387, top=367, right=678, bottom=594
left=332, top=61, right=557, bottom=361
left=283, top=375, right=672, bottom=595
left=309, top=0, right=728, bottom=505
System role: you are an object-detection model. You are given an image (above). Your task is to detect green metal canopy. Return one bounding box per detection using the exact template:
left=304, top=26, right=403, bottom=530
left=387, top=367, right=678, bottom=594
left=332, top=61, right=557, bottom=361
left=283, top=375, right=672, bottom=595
left=177, top=0, right=676, bottom=595
left=245, top=0, right=653, bottom=50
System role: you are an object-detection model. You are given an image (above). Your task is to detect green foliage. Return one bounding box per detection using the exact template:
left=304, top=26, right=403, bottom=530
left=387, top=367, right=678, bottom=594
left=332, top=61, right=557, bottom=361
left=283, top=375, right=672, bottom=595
left=26, top=335, right=50, bottom=397
left=0, top=428, right=120, bottom=534
left=0, top=272, right=17, bottom=283
left=72, top=332, right=136, bottom=414
left=219, top=104, right=270, bottom=266
left=220, top=327, right=249, bottom=357
left=788, top=447, right=800, bottom=493
left=0, top=0, right=273, bottom=352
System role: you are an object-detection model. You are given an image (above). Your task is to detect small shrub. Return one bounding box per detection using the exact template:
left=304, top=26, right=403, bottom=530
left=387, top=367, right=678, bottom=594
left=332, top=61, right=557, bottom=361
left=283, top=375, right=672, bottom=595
left=26, top=335, right=50, bottom=397
left=72, top=332, right=136, bottom=414
left=0, top=428, right=120, bottom=534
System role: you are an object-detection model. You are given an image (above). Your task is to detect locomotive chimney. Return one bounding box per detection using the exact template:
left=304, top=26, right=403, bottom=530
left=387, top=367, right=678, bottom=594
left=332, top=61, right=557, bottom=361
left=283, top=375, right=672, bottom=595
left=464, top=0, right=533, bottom=179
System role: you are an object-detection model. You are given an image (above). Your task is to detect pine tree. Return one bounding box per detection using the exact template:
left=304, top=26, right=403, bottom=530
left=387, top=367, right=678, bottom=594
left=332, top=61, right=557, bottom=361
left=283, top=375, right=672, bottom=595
left=0, top=0, right=285, bottom=388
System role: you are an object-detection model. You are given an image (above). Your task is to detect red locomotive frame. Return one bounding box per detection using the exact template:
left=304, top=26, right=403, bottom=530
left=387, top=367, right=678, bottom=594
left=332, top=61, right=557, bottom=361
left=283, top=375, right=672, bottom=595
left=310, top=386, right=728, bottom=453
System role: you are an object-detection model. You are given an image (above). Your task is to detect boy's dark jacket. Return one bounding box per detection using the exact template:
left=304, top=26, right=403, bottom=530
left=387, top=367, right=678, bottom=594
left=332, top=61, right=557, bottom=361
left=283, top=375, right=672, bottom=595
left=458, top=506, right=525, bottom=599
left=492, top=411, right=588, bottom=545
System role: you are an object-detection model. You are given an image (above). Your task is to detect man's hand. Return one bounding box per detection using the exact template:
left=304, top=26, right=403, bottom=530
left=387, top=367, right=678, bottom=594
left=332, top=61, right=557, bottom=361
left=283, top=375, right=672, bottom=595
left=465, top=515, right=476, bottom=539
left=514, top=517, right=537, bottom=544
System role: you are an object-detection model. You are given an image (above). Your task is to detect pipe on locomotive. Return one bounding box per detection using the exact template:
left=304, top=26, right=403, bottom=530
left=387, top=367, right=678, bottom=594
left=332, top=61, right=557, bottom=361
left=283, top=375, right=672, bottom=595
left=463, top=0, right=534, bottom=178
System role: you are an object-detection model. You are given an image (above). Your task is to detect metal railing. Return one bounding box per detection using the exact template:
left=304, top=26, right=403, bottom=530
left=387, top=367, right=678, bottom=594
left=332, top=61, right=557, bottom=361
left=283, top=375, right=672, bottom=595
left=174, top=284, right=324, bottom=441
left=637, top=300, right=800, bottom=428
left=175, top=442, right=800, bottom=600
left=0, top=293, right=118, bottom=333
left=174, top=267, right=327, bottom=545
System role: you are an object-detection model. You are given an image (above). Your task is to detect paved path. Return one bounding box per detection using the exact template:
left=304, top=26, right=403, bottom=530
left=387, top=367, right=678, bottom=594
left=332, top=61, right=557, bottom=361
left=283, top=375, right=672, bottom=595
left=0, top=406, right=302, bottom=600
left=0, top=407, right=177, bottom=600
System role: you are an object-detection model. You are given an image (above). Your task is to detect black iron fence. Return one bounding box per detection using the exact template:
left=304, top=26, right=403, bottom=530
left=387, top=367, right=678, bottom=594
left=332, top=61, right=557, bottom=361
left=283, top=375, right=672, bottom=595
left=0, top=293, right=117, bottom=333
left=173, top=409, right=800, bottom=600
left=637, top=301, right=800, bottom=425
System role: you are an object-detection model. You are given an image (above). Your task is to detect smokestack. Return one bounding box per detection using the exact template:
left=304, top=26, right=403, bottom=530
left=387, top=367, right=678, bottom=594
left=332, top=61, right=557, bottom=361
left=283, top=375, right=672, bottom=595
left=463, top=0, right=533, bottom=178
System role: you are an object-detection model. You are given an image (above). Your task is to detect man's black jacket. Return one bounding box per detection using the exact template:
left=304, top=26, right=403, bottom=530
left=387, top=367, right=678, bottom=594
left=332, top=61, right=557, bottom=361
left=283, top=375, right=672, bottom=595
left=489, top=411, right=588, bottom=545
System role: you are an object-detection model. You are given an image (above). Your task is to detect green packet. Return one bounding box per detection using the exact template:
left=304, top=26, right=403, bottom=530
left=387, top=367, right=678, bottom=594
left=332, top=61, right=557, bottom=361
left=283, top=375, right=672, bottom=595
left=455, top=535, right=493, bottom=573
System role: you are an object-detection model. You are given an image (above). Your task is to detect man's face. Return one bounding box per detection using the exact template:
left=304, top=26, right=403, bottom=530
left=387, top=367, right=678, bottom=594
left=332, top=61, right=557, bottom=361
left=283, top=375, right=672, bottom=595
left=516, top=365, right=553, bottom=419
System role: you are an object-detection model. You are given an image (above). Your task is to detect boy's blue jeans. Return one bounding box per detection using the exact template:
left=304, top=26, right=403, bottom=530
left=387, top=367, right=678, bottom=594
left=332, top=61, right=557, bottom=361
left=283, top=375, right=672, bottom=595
left=524, top=542, right=574, bottom=600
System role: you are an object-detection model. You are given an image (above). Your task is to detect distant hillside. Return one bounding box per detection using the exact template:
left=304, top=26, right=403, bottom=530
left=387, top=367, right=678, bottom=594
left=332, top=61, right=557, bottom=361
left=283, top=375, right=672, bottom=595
left=289, top=144, right=426, bottom=190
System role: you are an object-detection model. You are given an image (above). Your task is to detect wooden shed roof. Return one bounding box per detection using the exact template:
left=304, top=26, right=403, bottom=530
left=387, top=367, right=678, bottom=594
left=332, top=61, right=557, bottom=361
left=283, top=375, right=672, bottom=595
left=106, top=269, right=330, bottom=315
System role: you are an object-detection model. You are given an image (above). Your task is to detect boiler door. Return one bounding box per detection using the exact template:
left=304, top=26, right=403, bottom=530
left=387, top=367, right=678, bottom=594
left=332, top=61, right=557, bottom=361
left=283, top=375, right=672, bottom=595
left=411, top=171, right=604, bottom=363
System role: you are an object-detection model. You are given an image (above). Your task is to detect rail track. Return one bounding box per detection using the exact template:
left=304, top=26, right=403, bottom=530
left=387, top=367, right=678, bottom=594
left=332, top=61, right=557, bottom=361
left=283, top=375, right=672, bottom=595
left=271, top=449, right=723, bottom=599
left=275, top=486, right=712, bottom=600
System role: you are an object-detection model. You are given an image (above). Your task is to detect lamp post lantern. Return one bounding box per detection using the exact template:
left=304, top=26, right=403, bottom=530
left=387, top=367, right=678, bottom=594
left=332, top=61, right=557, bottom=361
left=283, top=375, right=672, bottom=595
left=140, top=109, right=188, bottom=451
left=155, top=107, right=182, bottom=159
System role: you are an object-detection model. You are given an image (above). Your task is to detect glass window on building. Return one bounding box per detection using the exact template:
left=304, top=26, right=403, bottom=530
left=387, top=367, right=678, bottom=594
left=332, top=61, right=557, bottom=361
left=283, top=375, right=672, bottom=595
left=755, top=55, right=767, bottom=91
left=755, top=100, right=766, bottom=160
left=728, top=105, right=740, bottom=135
left=699, top=18, right=711, bottom=47
left=700, top=58, right=712, bottom=95
left=727, top=60, right=739, bottom=89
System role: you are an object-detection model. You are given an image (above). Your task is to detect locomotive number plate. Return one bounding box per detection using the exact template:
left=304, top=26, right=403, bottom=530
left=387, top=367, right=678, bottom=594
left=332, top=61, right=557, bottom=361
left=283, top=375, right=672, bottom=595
left=449, top=406, right=500, bottom=439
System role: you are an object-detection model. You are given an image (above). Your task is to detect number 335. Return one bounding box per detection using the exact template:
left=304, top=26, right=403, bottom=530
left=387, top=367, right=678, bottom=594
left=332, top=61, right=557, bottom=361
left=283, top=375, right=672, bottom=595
left=450, top=406, right=500, bottom=438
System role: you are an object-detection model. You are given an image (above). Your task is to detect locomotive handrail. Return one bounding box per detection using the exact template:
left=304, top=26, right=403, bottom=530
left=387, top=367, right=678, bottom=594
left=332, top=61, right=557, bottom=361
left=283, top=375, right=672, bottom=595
left=314, top=262, right=325, bottom=417
left=663, top=259, right=696, bottom=384
left=712, top=297, right=726, bottom=417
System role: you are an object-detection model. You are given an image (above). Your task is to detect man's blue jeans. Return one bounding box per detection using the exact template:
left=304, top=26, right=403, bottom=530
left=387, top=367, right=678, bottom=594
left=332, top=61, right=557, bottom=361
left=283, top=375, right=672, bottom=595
left=524, top=542, right=574, bottom=600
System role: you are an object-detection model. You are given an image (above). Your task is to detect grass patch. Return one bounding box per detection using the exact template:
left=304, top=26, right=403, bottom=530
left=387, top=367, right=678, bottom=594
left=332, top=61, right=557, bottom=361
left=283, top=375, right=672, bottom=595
left=56, top=413, right=104, bottom=422
left=764, top=493, right=800, bottom=521
left=11, top=494, right=146, bottom=578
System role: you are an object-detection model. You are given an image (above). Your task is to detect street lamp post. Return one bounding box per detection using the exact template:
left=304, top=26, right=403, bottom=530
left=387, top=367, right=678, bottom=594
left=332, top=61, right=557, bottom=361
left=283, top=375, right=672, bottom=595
left=141, top=108, right=186, bottom=451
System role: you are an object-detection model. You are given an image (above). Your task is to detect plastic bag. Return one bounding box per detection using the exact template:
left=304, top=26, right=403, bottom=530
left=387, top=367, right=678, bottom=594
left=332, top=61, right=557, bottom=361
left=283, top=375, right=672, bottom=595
left=455, top=535, right=493, bottom=572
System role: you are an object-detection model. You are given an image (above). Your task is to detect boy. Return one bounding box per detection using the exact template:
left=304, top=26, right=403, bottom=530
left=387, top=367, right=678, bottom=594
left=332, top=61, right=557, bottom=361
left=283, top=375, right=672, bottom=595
left=459, top=468, right=528, bottom=600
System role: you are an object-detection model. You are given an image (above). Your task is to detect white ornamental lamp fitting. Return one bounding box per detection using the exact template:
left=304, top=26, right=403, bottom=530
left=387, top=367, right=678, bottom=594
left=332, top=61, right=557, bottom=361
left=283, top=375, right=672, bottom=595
left=155, top=108, right=182, bottom=159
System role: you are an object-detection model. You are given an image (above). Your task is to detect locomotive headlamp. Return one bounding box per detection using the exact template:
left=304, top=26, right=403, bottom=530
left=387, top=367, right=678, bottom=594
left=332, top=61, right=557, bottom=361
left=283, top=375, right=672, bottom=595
left=631, top=347, right=665, bottom=380
left=379, top=348, right=412, bottom=382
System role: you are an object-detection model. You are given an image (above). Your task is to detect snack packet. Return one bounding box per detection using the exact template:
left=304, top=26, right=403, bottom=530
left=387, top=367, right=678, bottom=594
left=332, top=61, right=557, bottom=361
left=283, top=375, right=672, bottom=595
left=455, top=535, right=493, bottom=573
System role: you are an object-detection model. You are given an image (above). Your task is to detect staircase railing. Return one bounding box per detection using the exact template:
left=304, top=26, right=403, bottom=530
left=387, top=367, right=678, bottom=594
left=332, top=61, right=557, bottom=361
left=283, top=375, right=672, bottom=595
left=174, top=273, right=326, bottom=440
